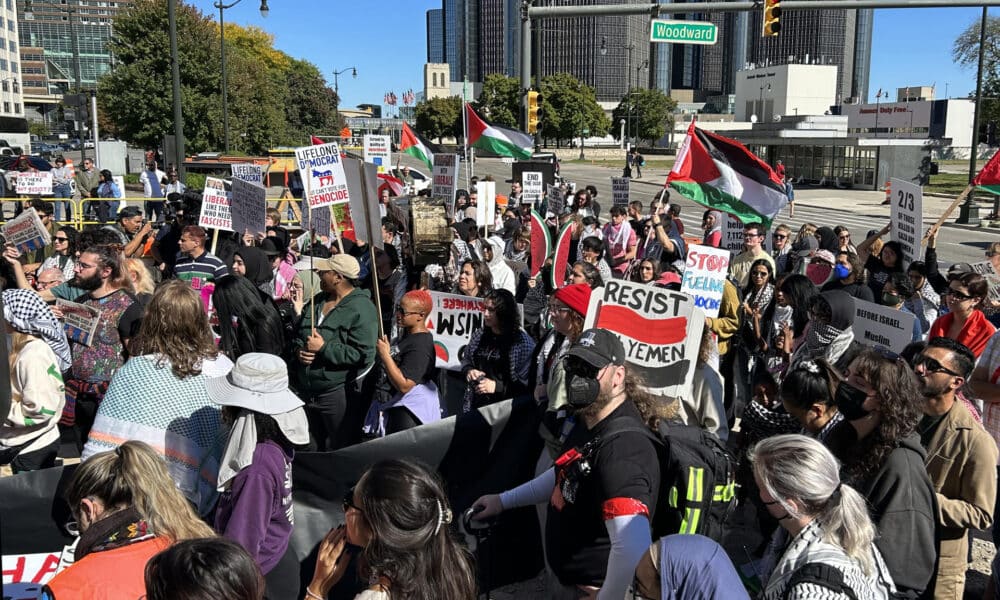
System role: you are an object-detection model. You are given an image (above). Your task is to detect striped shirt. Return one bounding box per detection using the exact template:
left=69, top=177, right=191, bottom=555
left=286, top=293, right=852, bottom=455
left=174, top=250, right=229, bottom=291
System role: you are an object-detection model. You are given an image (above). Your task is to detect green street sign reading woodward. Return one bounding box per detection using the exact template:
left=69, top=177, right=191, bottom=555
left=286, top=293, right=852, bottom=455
left=649, top=19, right=719, bottom=45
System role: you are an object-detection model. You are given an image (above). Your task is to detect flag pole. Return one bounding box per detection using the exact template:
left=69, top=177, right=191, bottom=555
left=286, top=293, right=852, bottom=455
left=358, top=162, right=384, bottom=339
left=463, top=80, right=472, bottom=186
left=923, top=184, right=974, bottom=244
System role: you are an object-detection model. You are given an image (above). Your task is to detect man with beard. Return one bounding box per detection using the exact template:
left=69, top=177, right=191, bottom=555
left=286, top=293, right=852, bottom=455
left=914, top=337, right=997, bottom=599
left=64, top=245, right=144, bottom=451
left=471, top=328, right=660, bottom=600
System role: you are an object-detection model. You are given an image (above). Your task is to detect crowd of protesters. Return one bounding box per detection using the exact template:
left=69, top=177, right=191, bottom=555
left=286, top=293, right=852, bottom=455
left=0, top=167, right=998, bottom=600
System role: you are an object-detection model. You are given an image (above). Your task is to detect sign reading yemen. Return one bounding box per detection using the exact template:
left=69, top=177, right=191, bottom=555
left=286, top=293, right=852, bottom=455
left=583, top=280, right=704, bottom=397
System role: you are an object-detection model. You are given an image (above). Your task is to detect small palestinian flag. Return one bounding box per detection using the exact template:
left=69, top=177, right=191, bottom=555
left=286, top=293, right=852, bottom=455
left=399, top=122, right=437, bottom=171
left=667, top=121, right=788, bottom=226
left=974, top=150, right=1000, bottom=196
left=465, top=103, right=533, bottom=160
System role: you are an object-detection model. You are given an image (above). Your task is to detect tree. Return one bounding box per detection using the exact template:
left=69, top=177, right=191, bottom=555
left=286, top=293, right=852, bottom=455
left=475, top=73, right=520, bottom=128
left=414, top=96, right=463, bottom=143
left=539, top=73, right=609, bottom=144
left=28, top=121, right=49, bottom=138
left=953, top=15, right=1000, bottom=146
left=612, top=88, right=677, bottom=146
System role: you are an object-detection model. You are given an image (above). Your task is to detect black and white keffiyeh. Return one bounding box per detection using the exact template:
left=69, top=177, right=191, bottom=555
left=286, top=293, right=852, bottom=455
left=3, top=288, right=72, bottom=372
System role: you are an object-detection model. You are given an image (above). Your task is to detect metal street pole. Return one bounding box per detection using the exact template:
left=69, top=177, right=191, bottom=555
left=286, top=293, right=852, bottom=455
left=69, top=4, right=85, bottom=162
left=332, top=67, right=357, bottom=118
left=959, top=5, right=988, bottom=224
left=215, top=0, right=243, bottom=154
left=168, top=0, right=185, bottom=179
left=520, top=1, right=532, bottom=133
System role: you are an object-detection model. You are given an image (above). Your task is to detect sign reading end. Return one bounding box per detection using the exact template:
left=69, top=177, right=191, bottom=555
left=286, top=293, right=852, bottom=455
left=650, top=19, right=719, bottom=45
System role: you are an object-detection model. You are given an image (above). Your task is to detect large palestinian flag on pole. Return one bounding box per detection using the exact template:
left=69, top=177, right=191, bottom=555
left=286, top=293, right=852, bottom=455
left=465, top=103, right=533, bottom=160
left=974, top=149, right=1000, bottom=195
left=667, top=121, right=788, bottom=226
left=399, top=121, right=437, bottom=171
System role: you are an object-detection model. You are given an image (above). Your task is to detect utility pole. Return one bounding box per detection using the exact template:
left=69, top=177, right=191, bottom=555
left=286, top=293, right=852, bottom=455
left=168, top=0, right=185, bottom=179
left=959, top=5, right=988, bottom=225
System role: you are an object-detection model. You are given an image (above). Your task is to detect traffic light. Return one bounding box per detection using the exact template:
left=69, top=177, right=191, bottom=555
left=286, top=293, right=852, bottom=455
left=527, top=90, right=542, bottom=134
left=762, top=0, right=781, bottom=37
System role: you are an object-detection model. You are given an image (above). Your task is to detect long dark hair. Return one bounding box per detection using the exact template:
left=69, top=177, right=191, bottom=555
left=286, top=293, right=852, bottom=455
left=211, top=276, right=285, bottom=359
left=778, top=274, right=818, bottom=337
left=484, top=288, right=519, bottom=342
left=144, top=538, right=265, bottom=600
left=356, top=459, right=477, bottom=600
left=56, top=225, right=79, bottom=256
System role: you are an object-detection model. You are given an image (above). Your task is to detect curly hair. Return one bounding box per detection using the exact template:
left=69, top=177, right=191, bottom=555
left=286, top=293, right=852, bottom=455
left=130, top=280, right=219, bottom=379
left=839, top=349, right=922, bottom=485
left=624, top=367, right=678, bottom=429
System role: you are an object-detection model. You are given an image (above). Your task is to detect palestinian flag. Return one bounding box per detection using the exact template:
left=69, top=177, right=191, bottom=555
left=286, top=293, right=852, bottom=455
left=974, top=150, right=1000, bottom=195
left=667, top=121, right=788, bottom=226
left=530, top=209, right=551, bottom=278
left=465, top=103, right=533, bottom=160
left=399, top=122, right=437, bottom=171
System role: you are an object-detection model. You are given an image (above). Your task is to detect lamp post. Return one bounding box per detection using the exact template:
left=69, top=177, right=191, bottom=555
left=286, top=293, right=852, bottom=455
left=874, top=89, right=886, bottom=138
left=215, top=0, right=269, bottom=154
left=958, top=5, right=988, bottom=225
left=600, top=37, right=636, bottom=148
left=634, top=60, right=648, bottom=144
left=333, top=67, right=357, bottom=118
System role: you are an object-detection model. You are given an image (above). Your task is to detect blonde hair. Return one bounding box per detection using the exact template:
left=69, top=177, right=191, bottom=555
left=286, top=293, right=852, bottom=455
left=67, top=441, right=215, bottom=542
left=8, top=331, right=35, bottom=371
left=125, top=258, right=155, bottom=295
left=750, top=434, right=876, bottom=575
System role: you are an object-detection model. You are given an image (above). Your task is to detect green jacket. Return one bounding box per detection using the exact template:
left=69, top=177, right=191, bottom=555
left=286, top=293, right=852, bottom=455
left=292, top=287, right=378, bottom=396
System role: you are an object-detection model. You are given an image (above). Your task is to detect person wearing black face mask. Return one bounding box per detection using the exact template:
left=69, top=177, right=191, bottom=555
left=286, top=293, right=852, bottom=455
left=821, top=349, right=937, bottom=599
left=880, top=273, right=923, bottom=342
left=470, top=328, right=667, bottom=600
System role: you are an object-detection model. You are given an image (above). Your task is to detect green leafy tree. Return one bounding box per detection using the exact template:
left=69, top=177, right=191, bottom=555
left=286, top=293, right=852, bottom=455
left=953, top=15, right=1000, bottom=145
left=539, top=73, right=609, bottom=144
left=28, top=121, right=49, bottom=138
left=414, top=96, right=463, bottom=143
left=612, top=88, right=676, bottom=146
left=475, top=73, right=520, bottom=128
left=284, top=58, right=342, bottom=141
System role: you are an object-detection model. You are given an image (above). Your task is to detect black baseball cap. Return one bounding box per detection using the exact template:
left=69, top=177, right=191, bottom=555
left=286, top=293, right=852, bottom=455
left=566, top=328, right=626, bottom=369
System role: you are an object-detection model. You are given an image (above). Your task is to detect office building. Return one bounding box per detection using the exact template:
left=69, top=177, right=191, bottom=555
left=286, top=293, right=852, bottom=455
left=479, top=0, right=519, bottom=78
left=427, top=9, right=444, bottom=64
left=441, top=0, right=479, bottom=82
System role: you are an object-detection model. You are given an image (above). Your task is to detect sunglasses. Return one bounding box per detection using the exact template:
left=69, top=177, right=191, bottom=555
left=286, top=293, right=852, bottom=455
left=839, top=234, right=851, bottom=239
left=564, top=356, right=601, bottom=380
left=343, top=487, right=362, bottom=514
left=773, top=234, right=787, bottom=239
left=751, top=271, right=769, bottom=278
left=947, top=288, right=975, bottom=301
left=54, top=236, right=69, bottom=242
left=913, top=354, right=962, bottom=377
left=987, top=252, right=998, bottom=258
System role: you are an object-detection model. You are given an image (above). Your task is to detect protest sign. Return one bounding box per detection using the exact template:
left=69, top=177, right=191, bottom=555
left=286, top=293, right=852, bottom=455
left=426, top=291, right=522, bottom=370
left=680, top=244, right=731, bottom=318
left=971, top=261, right=1000, bottom=302
left=363, top=134, right=392, bottom=173
left=296, top=142, right=350, bottom=209
left=522, top=171, right=543, bottom=206
left=852, top=298, right=916, bottom=353
left=431, top=154, right=459, bottom=206
left=15, top=172, right=52, bottom=196
left=890, top=177, right=923, bottom=264
left=197, top=177, right=233, bottom=231
left=530, top=209, right=550, bottom=279
left=300, top=201, right=332, bottom=240
left=343, top=157, right=383, bottom=250
left=584, top=280, right=704, bottom=398
left=1, top=208, right=50, bottom=253
left=722, top=214, right=744, bottom=254
left=550, top=222, right=573, bottom=289
left=476, top=181, right=496, bottom=230
left=611, top=177, right=630, bottom=207
left=546, top=184, right=565, bottom=215
left=230, top=163, right=264, bottom=185
left=230, top=178, right=267, bottom=236
left=56, top=299, right=101, bottom=346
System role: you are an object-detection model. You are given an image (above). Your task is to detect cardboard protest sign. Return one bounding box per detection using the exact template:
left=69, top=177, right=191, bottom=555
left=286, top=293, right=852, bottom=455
left=300, top=201, right=332, bottom=240
left=363, top=134, right=392, bottom=173
left=1, top=208, right=50, bottom=253
left=522, top=171, right=543, bottom=206
left=550, top=222, right=574, bottom=289
left=852, top=298, right=916, bottom=353
left=343, top=157, right=383, bottom=250
left=680, top=244, right=731, bottom=318
left=971, top=261, right=1000, bottom=302
left=296, top=142, right=350, bottom=209
left=612, top=177, right=630, bottom=207
left=15, top=172, right=52, bottom=196
left=56, top=299, right=101, bottom=346
left=431, top=154, right=459, bottom=206
left=230, top=163, right=264, bottom=185
left=530, top=209, right=550, bottom=279
left=426, top=291, right=522, bottom=370
left=889, top=177, right=923, bottom=264
left=722, top=214, right=744, bottom=254
left=546, top=184, right=565, bottom=216
left=584, top=280, right=704, bottom=398
left=197, top=177, right=233, bottom=232
left=230, top=178, right=267, bottom=236
left=476, top=181, right=497, bottom=230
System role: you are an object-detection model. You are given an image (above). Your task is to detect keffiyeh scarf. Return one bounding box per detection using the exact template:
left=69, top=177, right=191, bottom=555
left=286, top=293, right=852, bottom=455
left=3, top=288, right=71, bottom=372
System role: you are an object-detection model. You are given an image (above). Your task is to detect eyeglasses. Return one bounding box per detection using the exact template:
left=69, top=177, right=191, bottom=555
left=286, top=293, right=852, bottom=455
left=947, top=288, right=975, bottom=301
left=772, top=234, right=787, bottom=240
left=913, top=354, right=963, bottom=377
left=745, top=233, right=763, bottom=239
left=839, top=234, right=851, bottom=240
left=987, top=252, right=999, bottom=258
left=36, top=280, right=60, bottom=288
left=76, top=261, right=97, bottom=270
left=343, top=487, right=362, bottom=514
left=751, top=271, right=769, bottom=278
left=548, top=303, right=571, bottom=314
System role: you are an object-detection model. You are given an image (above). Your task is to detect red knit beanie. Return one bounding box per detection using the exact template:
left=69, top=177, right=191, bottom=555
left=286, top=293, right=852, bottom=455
left=554, top=283, right=593, bottom=317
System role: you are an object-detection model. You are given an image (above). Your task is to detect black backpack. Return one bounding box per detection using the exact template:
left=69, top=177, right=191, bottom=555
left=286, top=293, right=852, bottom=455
left=599, top=417, right=738, bottom=542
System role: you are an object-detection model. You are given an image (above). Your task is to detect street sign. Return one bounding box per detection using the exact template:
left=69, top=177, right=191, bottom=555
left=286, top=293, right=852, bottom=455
left=649, top=19, right=719, bottom=45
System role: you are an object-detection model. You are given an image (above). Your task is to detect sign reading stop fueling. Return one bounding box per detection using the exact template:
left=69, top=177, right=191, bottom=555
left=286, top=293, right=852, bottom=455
left=649, top=19, right=719, bottom=45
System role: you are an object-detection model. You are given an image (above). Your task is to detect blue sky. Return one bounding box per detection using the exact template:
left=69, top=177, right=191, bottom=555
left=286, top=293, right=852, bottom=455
left=189, top=1, right=983, bottom=108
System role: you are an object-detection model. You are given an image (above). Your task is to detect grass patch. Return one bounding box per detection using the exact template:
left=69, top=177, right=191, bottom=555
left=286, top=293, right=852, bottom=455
left=925, top=172, right=972, bottom=196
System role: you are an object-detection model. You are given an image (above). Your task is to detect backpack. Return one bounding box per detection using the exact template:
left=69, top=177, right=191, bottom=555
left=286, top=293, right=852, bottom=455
left=782, top=563, right=858, bottom=600
left=600, top=418, right=738, bottom=542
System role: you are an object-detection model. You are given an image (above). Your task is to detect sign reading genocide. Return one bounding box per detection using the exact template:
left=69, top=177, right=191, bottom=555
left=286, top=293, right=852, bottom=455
left=889, top=177, right=923, bottom=265
left=522, top=171, right=543, bottom=206
left=230, top=163, right=264, bottom=186
left=1, top=208, right=50, bottom=253
left=198, top=177, right=233, bottom=231
left=230, top=178, right=267, bottom=236
left=15, top=172, right=53, bottom=196
left=583, top=280, right=704, bottom=398
left=363, top=134, right=392, bottom=174
left=852, top=298, right=916, bottom=354
left=681, top=244, right=730, bottom=318
left=296, top=142, right=350, bottom=209
left=611, top=177, right=630, bottom=207
left=649, top=19, right=719, bottom=45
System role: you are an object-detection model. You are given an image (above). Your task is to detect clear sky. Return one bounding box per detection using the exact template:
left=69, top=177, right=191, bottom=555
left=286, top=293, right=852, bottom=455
left=188, top=1, right=984, bottom=109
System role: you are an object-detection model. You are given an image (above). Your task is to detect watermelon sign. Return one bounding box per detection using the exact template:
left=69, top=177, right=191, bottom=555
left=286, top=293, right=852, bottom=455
left=529, top=209, right=551, bottom=278
left=549, top=222, right=574, bottom=289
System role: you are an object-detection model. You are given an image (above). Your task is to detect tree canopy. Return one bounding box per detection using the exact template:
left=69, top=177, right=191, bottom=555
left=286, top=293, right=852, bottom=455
left=414, top=96, right=463, bottom=143
left=539, top=73, right=610, bottom=142
left=953, top=15, right=1000, bottom=145
left=474, top=74, right=521, bottom=128
left=612, top=88, right=677, bottom=146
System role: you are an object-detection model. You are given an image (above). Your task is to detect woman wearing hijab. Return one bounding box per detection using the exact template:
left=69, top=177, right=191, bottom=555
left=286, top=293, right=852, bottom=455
left=814, top=226, right=840, bottom=254
left=0, top=289, right=70, bottom=471
left=232, top=246, right=275, bottom=297
left=702, top=210, right=723, bottom=248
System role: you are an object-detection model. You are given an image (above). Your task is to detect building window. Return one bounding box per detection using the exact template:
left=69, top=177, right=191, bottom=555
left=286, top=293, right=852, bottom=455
left=6, top=19, right=12, bottom=32
left=2, top=81, right=7, bottom=92
left=4, top=102, right=10, bottom=113
left=11, top=63, right=16, bottom=73
left=8, top=40, right=14, bottom=53
left=12, top=81, right=17, bottom=93
left=14, top=103, right=19, bottom=113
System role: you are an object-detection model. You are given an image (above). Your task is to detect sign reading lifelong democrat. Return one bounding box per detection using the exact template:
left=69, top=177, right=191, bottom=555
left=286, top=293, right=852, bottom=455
left=296, top=142, right=350, bottom=209
left=230, top=163, right=264, bottom=186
